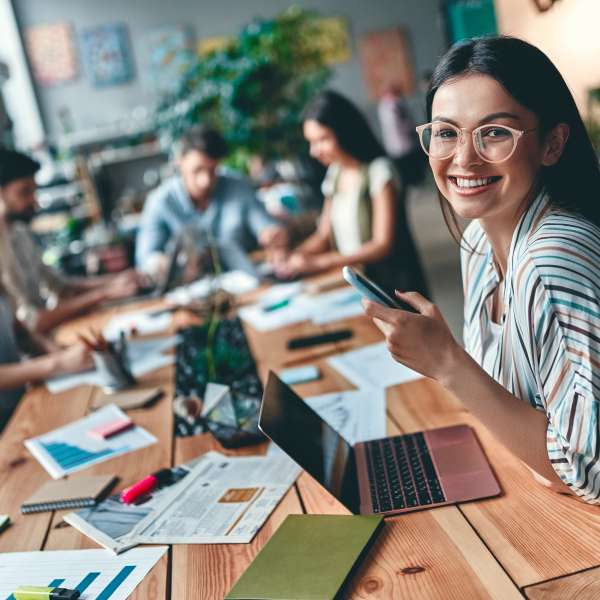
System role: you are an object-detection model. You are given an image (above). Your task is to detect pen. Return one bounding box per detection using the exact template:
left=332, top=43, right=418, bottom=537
left=120, top=468, right=176, bottom=504
left=0, top=514, right=9, bottom=533
left=262, top=298, right=290, bottom=312
left=13, top=586, right=80, bottom=600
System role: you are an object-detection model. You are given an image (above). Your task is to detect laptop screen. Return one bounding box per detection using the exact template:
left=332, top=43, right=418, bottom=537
left=259, top=372, right=360, bottom=513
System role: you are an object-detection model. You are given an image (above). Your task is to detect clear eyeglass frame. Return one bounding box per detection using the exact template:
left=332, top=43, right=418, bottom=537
left=415, top=121, right=537, bottom=164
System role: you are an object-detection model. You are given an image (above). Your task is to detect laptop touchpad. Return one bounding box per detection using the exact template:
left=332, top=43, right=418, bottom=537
left=433, top=443, right=488, bottom=475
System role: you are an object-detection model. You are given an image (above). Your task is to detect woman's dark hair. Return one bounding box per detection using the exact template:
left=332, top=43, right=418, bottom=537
left=426, top=36, right=600, bottom=240
left=303, top=90, right=386, bottom=163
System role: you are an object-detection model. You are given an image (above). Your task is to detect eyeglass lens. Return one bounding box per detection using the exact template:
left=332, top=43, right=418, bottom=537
left=421, top=123, right=517, bottom=162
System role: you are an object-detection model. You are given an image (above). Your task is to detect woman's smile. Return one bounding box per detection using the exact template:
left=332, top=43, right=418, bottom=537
left=447, top=174, right=503, bottom=196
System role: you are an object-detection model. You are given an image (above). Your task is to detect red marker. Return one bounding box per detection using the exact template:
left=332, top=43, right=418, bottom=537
left=120, top=468, right=174, bottom=504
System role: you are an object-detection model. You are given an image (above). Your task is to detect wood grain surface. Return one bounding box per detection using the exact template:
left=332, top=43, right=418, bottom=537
left=0, top=278, right=597, bottom=599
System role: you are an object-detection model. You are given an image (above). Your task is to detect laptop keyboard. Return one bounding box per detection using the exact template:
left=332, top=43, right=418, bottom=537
left=365, top=432, right=446, bottom=513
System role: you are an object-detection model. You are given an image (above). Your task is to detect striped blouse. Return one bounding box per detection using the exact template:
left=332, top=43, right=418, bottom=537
left=461, top=191, right=600, bottom=503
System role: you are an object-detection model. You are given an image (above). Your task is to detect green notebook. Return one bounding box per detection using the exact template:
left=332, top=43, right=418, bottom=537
left=226, top=514, right=384, bottom=600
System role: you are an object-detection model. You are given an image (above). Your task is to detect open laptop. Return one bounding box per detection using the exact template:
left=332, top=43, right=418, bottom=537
left=259, top=372, right=501, bottom=515
left=104, top=238, right=183, bottom=308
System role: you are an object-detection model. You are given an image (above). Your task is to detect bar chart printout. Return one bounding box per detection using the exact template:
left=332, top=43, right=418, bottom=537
left=0, top=546, right=167, bottom=600
left=24, top=404, right=157, bottom=478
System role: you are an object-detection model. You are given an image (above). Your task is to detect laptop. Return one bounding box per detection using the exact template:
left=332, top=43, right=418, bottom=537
left=259, top=372, right=501, bottom=515
left=104, top=238, right=183, bottom=307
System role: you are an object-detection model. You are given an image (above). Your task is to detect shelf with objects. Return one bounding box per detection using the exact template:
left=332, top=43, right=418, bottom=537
left=34, top=124, right=172, bottom=278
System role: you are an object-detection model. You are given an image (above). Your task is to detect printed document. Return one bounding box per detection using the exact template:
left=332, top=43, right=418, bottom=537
left=0, top=546, right=166, bottom=600
left=328, top=341, right=423, bottom=389
left=305, top=388, right=387, bottom=445
left=25, top=404, right=156, bottom=479
left=66, top=451, right=300, bottom=551
left=127, top=451, right=300, bottom=545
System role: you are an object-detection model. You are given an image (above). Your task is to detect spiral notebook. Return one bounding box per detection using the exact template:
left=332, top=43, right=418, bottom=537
left=21, top=474, right=117, bottom=514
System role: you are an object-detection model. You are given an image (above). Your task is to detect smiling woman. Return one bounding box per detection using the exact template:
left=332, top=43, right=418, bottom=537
left=363, top=36, right=600, bottom=504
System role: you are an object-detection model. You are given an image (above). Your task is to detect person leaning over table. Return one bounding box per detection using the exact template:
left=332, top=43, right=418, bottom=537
left=0, top=149, right=141, bottom=335
left=362, top=36, right=600, bottom=503
left=135, top=125, right=288, bottom=276
left=0, top=289, right=92, bottom=432
left=271, top=90, right=429, bottom=297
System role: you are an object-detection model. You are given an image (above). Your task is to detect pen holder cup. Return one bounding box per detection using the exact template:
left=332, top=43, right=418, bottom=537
left=92, top=350, right=136, bottom=392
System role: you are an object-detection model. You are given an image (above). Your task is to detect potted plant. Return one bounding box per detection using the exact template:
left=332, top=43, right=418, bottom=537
left=154, top=7, right=332, bottom=171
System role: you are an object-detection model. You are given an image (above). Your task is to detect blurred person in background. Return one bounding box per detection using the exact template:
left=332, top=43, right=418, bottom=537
left=0, top=149, right=140, bottom=334
left=135, top=125, right=288, bottom=277
left=272, top=90, right=429, bottom=296
left=0, top=286, right=92, bottom=432
left=377, top=83, right=427, bottom=188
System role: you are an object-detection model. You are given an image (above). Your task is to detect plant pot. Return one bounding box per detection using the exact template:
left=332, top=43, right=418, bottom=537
left=174, top=317, right=265, bottom=447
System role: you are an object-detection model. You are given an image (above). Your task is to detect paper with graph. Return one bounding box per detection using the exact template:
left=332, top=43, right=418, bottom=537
left=24, top=404, right=156, bottom=479
left=304, top=388, right=387, bottom=445
left=0, top=546, right=166, bottom=600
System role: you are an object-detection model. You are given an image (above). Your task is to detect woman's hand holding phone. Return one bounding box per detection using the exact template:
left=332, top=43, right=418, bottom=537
left=361, top=288, right=464, bottom=384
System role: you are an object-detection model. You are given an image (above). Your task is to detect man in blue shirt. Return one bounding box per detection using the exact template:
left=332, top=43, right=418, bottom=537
left=135, top=126, right=288, bottom=275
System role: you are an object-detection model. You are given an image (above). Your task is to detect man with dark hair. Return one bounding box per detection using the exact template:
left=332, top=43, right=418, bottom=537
left=135, top=125, right=288, bottom=275
left=0, top=148, right=139, bottom=333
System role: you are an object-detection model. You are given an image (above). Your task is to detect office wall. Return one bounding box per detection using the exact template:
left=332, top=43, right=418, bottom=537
left=494, top=0, right=600, bottom=115
left=12, top=0, right=447, bottom=141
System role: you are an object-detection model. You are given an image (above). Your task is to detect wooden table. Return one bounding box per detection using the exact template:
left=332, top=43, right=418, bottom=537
left=1, top=288, right=599, bottom=600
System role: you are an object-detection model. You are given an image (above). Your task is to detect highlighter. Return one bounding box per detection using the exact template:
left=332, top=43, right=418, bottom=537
left=262, top=298, right=290, bottom=312
left=13, top=586, right=80, bottom=599
left=120, top=468, right=175, bottom=504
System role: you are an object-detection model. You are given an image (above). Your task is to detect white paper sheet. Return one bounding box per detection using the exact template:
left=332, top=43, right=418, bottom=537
left=124, top=451, right=301, bottom=545
left=46, top=335, right=180, bottom=393
left=103, top=310, right=173, bottom=340
left=310, top=287, right=364, bottom=325
left=239, top=285, right=363, bottom=331
left=0, top=546, right=167, bottom=600
left=238, top=295, right=314, bottom=331
left=305, top=388, right=387, bottom=445
left=166, top=270, right=259, bottom=305
left=328, top=341, right=423, bottom=389
left=25, top=404, right=157, bottom=478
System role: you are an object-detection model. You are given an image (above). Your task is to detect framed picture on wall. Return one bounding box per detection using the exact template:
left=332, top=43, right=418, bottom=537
left=25, top=22, right=78, bottom=86
left=81, top=23, right=134, bottom=87
left=359, top=27, right=415, bottom=100
left=141, top=26, right=195, bottom=93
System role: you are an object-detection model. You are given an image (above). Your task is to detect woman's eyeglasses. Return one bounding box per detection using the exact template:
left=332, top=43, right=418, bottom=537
left=415, top=121, right=537, bottom=164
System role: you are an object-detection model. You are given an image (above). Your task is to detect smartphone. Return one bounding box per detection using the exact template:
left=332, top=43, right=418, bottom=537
left=342, top=266, right=416, bottom=312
